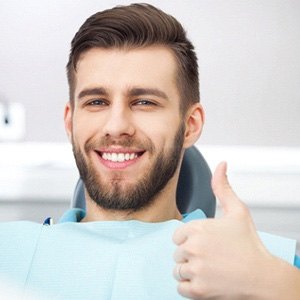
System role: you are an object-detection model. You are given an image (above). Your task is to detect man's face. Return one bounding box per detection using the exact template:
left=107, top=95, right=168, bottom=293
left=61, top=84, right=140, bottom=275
left=65, top=46, right=186, bottom=211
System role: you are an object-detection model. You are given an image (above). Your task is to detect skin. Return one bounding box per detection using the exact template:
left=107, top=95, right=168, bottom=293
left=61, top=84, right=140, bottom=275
left=64, top=45, right=300, bottom=299
left=64, top=45, right=204, bottom=222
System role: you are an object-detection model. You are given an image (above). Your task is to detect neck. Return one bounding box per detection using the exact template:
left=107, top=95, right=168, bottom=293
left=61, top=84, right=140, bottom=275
left=81, top=178, right=182, bottom=223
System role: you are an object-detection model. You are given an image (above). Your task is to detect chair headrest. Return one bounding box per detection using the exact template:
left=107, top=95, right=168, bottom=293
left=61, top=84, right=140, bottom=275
left=176, top=146, right=216, bottom=217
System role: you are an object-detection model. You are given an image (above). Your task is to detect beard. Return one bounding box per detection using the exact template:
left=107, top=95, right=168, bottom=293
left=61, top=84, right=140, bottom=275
left=72, top=123, right=185, bottom=212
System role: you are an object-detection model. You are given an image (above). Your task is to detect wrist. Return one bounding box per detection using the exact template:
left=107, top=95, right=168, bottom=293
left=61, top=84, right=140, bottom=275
left=254, top=256, right=300, bottom=300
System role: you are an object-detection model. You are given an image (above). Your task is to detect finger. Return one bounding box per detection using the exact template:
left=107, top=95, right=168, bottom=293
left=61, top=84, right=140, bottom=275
left=211, top=161, right=247, bottom=217
left=173, top=246, right=188, bottom=263
left=173, top=224, right=192, bottom=245
left=177, top=281, right=194, bottom=299
left=173, top=263, right=192, bottom=282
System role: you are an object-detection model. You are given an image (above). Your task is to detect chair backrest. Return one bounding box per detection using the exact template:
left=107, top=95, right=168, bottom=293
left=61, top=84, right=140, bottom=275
left=71, top=146, right=216, bottom=217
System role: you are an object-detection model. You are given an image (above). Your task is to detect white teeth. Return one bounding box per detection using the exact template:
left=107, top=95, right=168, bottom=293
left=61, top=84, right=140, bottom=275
left=111, top=153, right=118, bottom=162
left=101, top=152, right=139, bottom=162
left=117, top=153, right=125, bottom=162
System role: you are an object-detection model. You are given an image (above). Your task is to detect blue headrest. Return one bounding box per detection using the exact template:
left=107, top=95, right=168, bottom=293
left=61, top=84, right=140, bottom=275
left=176, top=146, right=216, bottom=217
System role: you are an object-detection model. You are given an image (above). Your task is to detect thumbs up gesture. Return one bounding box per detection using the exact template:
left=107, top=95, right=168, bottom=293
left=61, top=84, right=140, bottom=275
left=173, top=162, right=300, bottom=299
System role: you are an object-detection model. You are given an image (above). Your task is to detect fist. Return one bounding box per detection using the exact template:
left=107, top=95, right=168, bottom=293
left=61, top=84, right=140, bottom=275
left=173, top=162, right=275, bottom=299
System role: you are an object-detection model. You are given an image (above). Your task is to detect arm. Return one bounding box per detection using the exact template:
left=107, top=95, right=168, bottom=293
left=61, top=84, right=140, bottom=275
left=173, top=162, right=300, bottom=300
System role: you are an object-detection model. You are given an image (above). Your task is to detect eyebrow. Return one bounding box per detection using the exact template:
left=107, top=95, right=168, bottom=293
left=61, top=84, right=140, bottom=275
left=77, top=87, right=107, bottom=99
left=128, top=88, right=169, bottom=101
left=77, top=87, right=169, bottom=101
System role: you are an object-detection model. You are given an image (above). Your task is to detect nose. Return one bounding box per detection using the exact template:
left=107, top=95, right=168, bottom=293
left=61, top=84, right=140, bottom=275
left=102, top=104, right=135, bottom=138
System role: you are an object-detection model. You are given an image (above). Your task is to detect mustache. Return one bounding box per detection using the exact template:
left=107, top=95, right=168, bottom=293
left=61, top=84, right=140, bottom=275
left=84, top=136, right=155, bottom=153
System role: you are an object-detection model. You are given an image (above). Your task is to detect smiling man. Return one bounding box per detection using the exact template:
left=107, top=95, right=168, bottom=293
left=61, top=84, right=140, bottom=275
left=64, top=45, right=197, bottom=222
left=0, top=3, right=299, bottom=299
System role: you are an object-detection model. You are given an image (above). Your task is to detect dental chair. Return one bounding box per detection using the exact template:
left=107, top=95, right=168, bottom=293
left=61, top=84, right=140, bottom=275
left=71, top=146, right=216, bottom=217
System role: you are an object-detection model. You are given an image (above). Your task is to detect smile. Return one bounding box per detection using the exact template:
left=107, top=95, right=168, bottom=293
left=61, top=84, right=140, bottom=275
left=95, top=149, right=145, bottom=169
left=101, top=152, right=138, bottom=162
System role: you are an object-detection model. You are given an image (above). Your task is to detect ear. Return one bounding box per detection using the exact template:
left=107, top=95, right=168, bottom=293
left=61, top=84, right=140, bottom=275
left=182, top=103, right=205, bottom=149
left=64, top=102, right=73, bottom=142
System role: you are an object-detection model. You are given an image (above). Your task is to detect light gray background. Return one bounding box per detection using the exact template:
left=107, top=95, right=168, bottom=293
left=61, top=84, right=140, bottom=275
left=0, top=0, right=299, bottom=146
left=0, top=1, right=299, bottom=252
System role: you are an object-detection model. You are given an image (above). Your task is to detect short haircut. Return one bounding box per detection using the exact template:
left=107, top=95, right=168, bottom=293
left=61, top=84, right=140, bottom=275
left=66, top=3, right=200, bottom=114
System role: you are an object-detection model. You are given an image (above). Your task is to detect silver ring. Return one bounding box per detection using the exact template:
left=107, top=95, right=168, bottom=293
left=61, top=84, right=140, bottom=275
left=175, top=264, right=184, bottom=281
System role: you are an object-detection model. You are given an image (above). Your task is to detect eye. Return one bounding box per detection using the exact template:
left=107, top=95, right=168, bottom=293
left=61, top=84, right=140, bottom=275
left=87, top=99, right=108, bottom=106
left=133, top=99, right=156, bottom=106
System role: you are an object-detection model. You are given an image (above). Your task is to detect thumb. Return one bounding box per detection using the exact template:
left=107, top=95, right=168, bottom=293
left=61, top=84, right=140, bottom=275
left=211, top=161, right=247, bottom=217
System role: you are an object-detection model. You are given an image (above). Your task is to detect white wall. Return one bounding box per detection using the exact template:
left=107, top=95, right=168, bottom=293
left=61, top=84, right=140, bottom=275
left=0, top=0, right=299, bottom=146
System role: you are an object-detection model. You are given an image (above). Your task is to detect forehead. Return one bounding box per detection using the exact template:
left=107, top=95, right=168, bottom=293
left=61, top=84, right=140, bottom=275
left=74, top=46, right=180, bottom=99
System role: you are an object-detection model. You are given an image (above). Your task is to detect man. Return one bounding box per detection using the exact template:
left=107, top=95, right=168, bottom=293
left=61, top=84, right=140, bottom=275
left=0, top=3, right=299, bottom=299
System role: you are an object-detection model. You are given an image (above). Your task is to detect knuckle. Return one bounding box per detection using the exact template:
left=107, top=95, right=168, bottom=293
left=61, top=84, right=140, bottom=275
left=189, top=220, right=208, bottom=235
left=187, top=220, right=202, bottom=230
left=235, top=203, right=250, bottom=219
left=173, top=228, right=183, bottom=242
left=181, top=244, right=193, bottom=257
left=182, top=239, right=202, bottom=257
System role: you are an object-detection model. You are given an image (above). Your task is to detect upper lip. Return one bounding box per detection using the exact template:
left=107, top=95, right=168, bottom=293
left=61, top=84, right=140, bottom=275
left=96, top=148, right=145, bottom=154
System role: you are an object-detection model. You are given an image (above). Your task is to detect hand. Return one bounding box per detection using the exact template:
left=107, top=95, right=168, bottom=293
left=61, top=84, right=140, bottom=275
left=173, top=162, right=300, bottom=299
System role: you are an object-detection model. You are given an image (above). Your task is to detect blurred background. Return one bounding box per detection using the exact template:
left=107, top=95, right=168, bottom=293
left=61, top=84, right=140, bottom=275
left=0, top=0, right=299, bottom=252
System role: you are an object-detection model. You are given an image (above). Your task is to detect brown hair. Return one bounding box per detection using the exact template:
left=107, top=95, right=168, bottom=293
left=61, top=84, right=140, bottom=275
left=66, top=3, right=200, bottom=113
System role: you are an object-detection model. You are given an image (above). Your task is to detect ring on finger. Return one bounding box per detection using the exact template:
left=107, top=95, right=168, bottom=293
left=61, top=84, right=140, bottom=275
left=174, top=263, right=185, bottom=281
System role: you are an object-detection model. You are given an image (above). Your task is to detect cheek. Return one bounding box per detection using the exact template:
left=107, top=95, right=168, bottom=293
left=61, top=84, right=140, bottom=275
left=135, top=115, right=181, bottom=149
left=71, top=115, right=96, bottom=145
